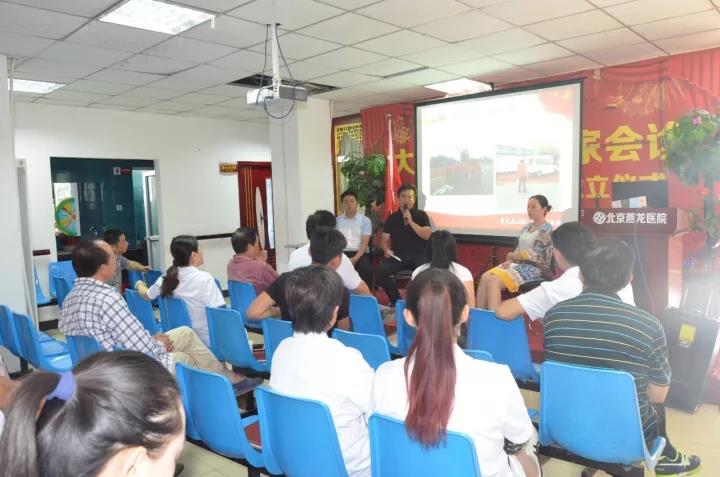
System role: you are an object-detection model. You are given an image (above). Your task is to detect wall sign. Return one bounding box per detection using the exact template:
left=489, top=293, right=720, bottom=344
left=219, top=162, right=238, bottom=175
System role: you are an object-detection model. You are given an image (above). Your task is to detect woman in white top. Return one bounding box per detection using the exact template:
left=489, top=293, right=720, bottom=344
left=411, top=230, right=475, bottom=308
left=372, top=270, right=540, bottom=477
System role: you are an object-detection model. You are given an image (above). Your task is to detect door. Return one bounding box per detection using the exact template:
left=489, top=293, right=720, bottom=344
left=237, top=162, right=275, bottom=267
left=142, top=171, right=162, bottom=270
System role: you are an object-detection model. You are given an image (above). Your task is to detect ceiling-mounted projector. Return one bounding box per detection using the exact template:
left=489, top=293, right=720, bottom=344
left=247, top=84, right=308, bottom=105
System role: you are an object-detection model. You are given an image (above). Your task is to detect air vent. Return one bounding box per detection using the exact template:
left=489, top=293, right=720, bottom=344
left=228, top=74, right=338, bottom=96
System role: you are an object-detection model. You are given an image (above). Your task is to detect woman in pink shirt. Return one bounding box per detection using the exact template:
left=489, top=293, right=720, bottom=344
left=227, top=227, right=278, bottom=295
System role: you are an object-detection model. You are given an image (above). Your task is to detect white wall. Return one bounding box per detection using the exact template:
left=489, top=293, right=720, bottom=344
left=14, top=102, right=271, bottom=309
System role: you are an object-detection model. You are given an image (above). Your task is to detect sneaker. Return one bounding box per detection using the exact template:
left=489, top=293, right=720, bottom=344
left=232, top=377, right=263, bottom=396
left=655, top=451, right=701, bottom=476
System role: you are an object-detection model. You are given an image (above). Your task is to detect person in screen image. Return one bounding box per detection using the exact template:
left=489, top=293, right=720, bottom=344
left=476, top=195, right=553, bottom=310
left=517, top=159, right=527, bottom=193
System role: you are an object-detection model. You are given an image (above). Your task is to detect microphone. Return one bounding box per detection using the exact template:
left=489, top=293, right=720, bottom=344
left=402, top=205, right=409, bottom=225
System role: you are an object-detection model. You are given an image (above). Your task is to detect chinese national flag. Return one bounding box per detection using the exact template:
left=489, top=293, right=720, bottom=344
left=384, top=115, right=401, bottom=220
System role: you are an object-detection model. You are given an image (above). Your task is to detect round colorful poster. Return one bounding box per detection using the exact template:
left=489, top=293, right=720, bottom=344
left=55, top=198, right=79, bottom=236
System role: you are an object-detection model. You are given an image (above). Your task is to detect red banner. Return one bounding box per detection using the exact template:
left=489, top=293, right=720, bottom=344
left=360, top=103, right=416, bottom=185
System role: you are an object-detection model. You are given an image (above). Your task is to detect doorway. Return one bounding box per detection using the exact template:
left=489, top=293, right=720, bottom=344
left=237, top=162, right=275, bottom=267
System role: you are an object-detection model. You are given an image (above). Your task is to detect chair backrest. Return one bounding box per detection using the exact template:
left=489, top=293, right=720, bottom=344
left=464, top=349, right=494, bottom=362
left=124, top=289, right=161, bottom=335
left=332, top=329, right=390, bottom=370
left=0, top=305, right=21, bottom=355
left=206, top=306, right=255, bottom=367
left=67, top=335, right=104, bottom=366
left=12, top=312, right=72, bottom=372
left=467, top=309, right=538, bottom=382
left=127, top=270, right=144, bottom=289
left=48, top=261, right=77, bottom=298
left=256, top=386, right=349, bottom=477
left=157, top=295, right=192, bottom=331
left=228, top=280, right=257, bottom=313
left=261, top=318, right=293, bottom=364
left=34, top=266, right=51, bottom=305
left=540, top=361, right=663, bottom=468
left=175, top=363, right=263, bottom=466
left=52, top=275, right=74, bottom=309
left=395, top=300, right=416, bottom=356
left=349, top=294, right=386, bottom=338
left=145, top=269, right=163, bottom=285
left=369, top=414, right=481, bottom=477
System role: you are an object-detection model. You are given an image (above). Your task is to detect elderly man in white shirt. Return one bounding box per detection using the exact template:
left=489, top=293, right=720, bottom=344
left=288, top=210, right=372, bottom=296
left=495, top=222, right=634, bottom=321
left=270, top=265, right=374, bottom=477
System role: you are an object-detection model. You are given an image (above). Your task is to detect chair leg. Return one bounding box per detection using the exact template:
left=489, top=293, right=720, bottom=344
left=581, top=468, right=598, bottom=477
left=247, top=468, right=261, bottom=477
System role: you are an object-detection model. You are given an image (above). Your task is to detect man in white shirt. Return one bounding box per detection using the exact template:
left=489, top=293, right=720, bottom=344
left=270, top=265, right=374, bottom=477
left=496, top=222, right=635, bottom=321
left=337, top=191, right=373, bottom=286
left=288, top=210, right=371, bottom=296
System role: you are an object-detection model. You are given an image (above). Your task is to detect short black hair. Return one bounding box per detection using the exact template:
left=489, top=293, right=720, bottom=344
left=340, top=190, right=358, bottom=201
left=231, top=227, right=259, bottom=254
left=305, top=210, right=337, bottom=239
left=102, top=229, right=125, bottom=246
left=580, top=238, right=635, bottom=294
left=72, top=240, right=111, bottom=277
left=551, top=222, right=594, bottom=266
left=285, top=266, right=344, bottom=333
left=398, top=183, right=416, bottom=196
left=309, top=228, right=347, bottom=265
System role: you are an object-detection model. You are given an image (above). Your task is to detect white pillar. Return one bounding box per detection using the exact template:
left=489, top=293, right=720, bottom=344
left=269, top=97, right=333, bottom=272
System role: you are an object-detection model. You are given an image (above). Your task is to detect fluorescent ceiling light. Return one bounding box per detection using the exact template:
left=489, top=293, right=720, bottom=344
left=8, top=79, right=65, bottom=94
left=99, top=0, right=214, bottom=35
left=424, top=78, right=492, bottom=95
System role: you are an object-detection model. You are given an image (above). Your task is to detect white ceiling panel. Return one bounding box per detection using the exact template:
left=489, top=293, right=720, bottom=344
left=588, top=0, right=630, bottom=5
left=38, top=42, right=133, bottom=67
left=148, top=64, right=243, bottom=91
left=317, top=0, right=381, bottom=10
left=146, top=100, right=200, bottom=112
left=227, top=0, right=344, bottom=30
left=494, top=43, right=573, bottom=66
left=182, top=15, right=268, bottom=48
left=43, top=89, right=110, bottom=102
left=16, top=58, right=102, bottom=78
left=211, top=49, right=269, bottom=73
left=352, top=58, right=424, bottom=77
left=99, top=95, right=162, bottom=107
left=358, top=0, right=471, bottom=28
left=174, top=92, right=232, bottom=104
left=440, top=57, right=513, bottom=76
left=116, top=55, right=197, bottom=75
left=87, top=103, right=138, bottom=111
left=314, top=88, right=384, bottom=101
left=585, top=41, right=666, bottom=66
left=304, top=47, right=387, bottom=69
left=4, top=0, right=119, bottom=17
left=412, top=11, right=511, bottom=43
left=483, top=66, right=538, bottom=84
left=354, top=30, right=447, bottom=57
left=86, top=68, right=166, bottom=86
left=121, top=86, right=184, bottom=100
left=35, top=97, right=90, bottom=107
left=0, top=32, right=55, bottom=58
left=200, top=84, right=253, bottom=96
left=0, top=2, right=87, bottom=39
left=299, top=12, right=398, bottom=44
left=190, top=104, right=237, bottom=115
left=524, top=55, right=600, bottom=76
left=65, top=79, right=135, bottom=95
left=145, top=37, right=237, bottom=63
left=215, top=97, right=254, bottom=108
left=482, top=0, right=594, bottom=26
left=390, top=68, right=457, bottom=86
left=264, top=32, right=343, bottom=60
left=604, top=0, right=712, bottom=25
left=172, top=0, right=256, bottom=13
left=280, top=61, right=340, bottom=80
left=11, top=70, right=76, bottom=84
left=65, top=21, right=170, bottom=53
left=460, top=0, right=509, bottom=5
left=558, top=28, right=646, bottom=54
left=401, top=44, right=484, bottom=68
left=524, top=10, right=622, bottom=41
left=390, top=85, right=443, bottom=101
left=457, top=28, right=545, bottom=56
left=312, top=70, right=377, bottom=87
left=351, top=78, right=417, bottom=93
left=654, top=29, right=720, bottom=55
left=135, top=106, right=179, bottom=115
left=633, top=11, right=720, bottom=41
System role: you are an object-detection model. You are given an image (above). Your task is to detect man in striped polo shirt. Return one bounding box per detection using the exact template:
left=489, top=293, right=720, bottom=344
left=544, top=238, right=701, bottom=476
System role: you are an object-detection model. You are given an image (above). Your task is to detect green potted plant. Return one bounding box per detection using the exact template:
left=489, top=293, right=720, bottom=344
left=340, top=152, right=386, bottom=227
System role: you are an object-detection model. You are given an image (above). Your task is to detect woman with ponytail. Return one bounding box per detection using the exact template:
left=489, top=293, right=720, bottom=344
left=0, top=351, right=185, bottom=477
left=137, top=235, right=225, bottom=347
left=372, top=270, right=539, bottom=477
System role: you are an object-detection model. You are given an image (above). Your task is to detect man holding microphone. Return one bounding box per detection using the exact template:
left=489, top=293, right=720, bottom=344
left=376, top=183, right=432, bottom=305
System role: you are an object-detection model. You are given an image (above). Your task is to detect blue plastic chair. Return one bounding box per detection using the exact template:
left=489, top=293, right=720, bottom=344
left=34, top=266, right=51, bottom=306
left=261, top=318, right=293, bottom=365
left=175, top=363, right=265, bottom=468
left=349, top=294, right=399, bottom=354
left=0, top=305, right=64, bottom=357
left=331, top=329, right=390, bottom=370
left=369, top=413, right=482, bottom=477
left=206, top=306, right=268, bottom=373
left=395, top=299, right=416, bottom=356
left=467, top=309, right=539, bottom=382
left=214, top=277, right=223, bottom=292
left=256, top=386, right=349, bottom=477
left=464, top=349, right=494, bottom=362
left=48, top=261, right=77, bottom=298
left=539, top=361, right=666, bottom=471
left=128, top=270, right=144, bottom=288
left=145, top=269, right=163, bottom=285
left=157, top=295, right=192, bottom=331
left=12, top=312, right=71, bottom=371
left=51, top=275, right=74, bottom=309
left=124, top=289, right=161, bottom=335
left=228, top=280, right=262, bottom=329
left=67, top=335, right=104, bottom=366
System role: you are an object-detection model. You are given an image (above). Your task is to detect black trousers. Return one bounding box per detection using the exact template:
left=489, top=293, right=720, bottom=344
left=343, top=251, right=373, bottom=286
left=376, top=254, right=424, bottom=305
left=653, top=403, right=677, bottom=458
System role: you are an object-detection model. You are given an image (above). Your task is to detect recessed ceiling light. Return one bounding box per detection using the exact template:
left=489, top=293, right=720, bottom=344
left=99, top=0, right=214, bottom=35
left=8, top=79, right=65, bottom=94
left=424, top=78, right=492, bottom=95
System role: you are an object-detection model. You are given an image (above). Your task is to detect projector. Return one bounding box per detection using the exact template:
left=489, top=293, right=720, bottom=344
left=247, top=84, right=308, bottom=105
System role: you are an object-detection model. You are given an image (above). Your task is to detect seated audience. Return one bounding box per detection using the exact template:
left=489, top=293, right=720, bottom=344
left=136, top=235, right=224, bottom=348
left=412, top=230, right=475, bottom=307
left=270, top=265, right=374, bottom=477
left=376, top=183, right=432, bottom=305
left=103, top=228, right=150, bottom=290
left=247, top=228, right=351, bottom=330
left=337, top=190, right=373, bottom=285
left=495, top=222, right=634, bottom=320
left=0, top=351, right=185, bottom=477
left=477, top=195, right=553, bottom=310
left=227, top=226, right=278, bottom=295
left=373, top=270, right=540, bottom=477
left=289, top=210, right=371, bottom=296
left=59, top=240, right=257, bottom=393
left=0, top=355, right=19, bottom=437
left=543, top=238, right=700, bottom=476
